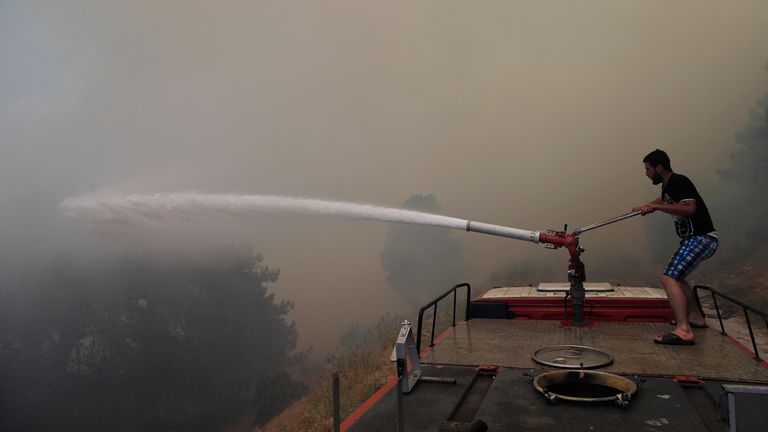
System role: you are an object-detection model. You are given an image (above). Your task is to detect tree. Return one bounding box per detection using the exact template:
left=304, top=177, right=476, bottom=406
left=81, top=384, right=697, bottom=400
left=719, top=93, right=768, bottom=188
left=0, top=247, right=305, bottom=432
left=717, top=65, right=768, bottom=242
left=380, top=194, right=463, bottom=307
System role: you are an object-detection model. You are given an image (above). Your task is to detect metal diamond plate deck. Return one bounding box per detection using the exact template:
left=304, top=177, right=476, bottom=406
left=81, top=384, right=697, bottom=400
left=421, top=319, right=768, bottom=382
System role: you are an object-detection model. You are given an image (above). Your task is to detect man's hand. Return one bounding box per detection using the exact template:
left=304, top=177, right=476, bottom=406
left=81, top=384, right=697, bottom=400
left=631, top=204, right=656, bottom=215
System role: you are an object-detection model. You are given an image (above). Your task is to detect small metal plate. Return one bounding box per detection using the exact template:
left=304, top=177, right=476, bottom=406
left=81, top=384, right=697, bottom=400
left=537, top=282, right=614, bottom=292
left=532, top=344, right=613, bottom=369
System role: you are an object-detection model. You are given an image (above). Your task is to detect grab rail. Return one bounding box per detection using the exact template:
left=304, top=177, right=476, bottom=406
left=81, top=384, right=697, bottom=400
left=416, top=283, right=472, bottom=354
left=694, top=285, right=768, bottom=361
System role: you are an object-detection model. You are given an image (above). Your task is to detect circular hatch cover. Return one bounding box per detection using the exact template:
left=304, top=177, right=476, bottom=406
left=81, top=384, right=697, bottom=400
left=532, top=344, right=613, bottom=369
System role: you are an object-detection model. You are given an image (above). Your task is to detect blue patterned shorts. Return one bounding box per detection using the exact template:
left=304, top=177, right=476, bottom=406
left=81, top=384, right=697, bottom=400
left=664, top=235, right=719, bottom=281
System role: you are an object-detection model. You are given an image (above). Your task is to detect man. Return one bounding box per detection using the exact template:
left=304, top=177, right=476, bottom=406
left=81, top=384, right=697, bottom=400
left=632, top=149, right=718, bottom=345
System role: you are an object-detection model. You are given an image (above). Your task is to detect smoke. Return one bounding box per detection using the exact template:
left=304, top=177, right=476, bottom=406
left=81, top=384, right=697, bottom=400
left=2, top=5, right=768, bottom=429
left=719, top=94, right=768, bottom=188
left=3, top=0, right=768, bottom=357
left=380, top=194, right=464, bottom=306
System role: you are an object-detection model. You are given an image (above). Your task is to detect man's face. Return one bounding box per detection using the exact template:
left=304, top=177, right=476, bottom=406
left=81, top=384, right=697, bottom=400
left=644, top=162, right=663, bottom=185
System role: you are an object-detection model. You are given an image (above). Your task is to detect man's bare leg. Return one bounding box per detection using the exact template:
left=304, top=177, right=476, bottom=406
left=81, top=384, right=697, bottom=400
left=680, top=279, right=706, bottom=327
left=658, top=275, right=695, bottom=342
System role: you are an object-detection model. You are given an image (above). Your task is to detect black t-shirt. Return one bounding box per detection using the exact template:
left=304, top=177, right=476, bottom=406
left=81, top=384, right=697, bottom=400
left=661, top=173, right=716, bottom=239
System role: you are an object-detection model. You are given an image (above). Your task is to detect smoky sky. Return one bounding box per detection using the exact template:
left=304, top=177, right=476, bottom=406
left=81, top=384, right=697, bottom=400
left=2, top=1, right=768, bottom=352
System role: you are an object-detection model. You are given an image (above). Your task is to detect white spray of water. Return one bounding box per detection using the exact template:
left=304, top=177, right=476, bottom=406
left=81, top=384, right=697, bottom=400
left=60, top=193, right=469, bottom=231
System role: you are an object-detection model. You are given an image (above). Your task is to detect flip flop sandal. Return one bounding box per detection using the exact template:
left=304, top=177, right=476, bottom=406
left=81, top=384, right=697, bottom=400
left=654, top=333, right=695, bottom=345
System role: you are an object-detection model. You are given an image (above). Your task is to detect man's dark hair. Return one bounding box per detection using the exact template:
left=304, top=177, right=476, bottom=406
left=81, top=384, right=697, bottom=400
left=643, top=149, right=672, bottom=171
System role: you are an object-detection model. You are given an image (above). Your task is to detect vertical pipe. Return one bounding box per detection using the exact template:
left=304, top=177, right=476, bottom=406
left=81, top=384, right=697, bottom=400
left=465, top=284, right=472, bottom=322
left=712, top=292, right=726, bottom=335
left=728, top=392, right=736, bottom=432
left=396, top=364, right=405, bottom=432
left=416, top=308, right=424, bottom=354
left=332, top=371, right=340, bottom=432
left=569, top=271, right=585, bottom=325
left=693, top=286, right=706, bottom=321
left=430, top=304, right=438, bottom=347
left=452, top=290, right=457, bottom=327
left=743, top=307, right=759, bottom=360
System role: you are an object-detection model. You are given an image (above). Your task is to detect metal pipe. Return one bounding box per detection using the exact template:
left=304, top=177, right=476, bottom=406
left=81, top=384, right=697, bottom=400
left=728, top=392, right=736, bottom=432
left=575, top=211, right=642, bottom=235
left=466, top=217, right=584, bottom=261
left=452, top=290, right=457, bottom=327
left=416, top=308, right=424, bottom=355
left=465, top=284, right=472, bottom=322
left=569, top=261, right=587, bottom=326
left=708, top=290, right=726, bottom=334
left=430, top=303, right=437, bottom=347
left=465, top=220, right=540, bottom=243
left=744, top=306, right=759, bottom=360
left=464, top=211, right=641, bottom=246
left=396, top=368, right=405, bottom=432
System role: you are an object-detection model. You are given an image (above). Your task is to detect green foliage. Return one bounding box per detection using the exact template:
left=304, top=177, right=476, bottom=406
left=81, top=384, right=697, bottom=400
left=718, top=80, right=768, bottom=242
left=719, top=92, right=768, bottom=188
left=258, top=314, right=402, bottom=432
left=0, top=248, right=304, bottom=432
left=380, top=194, right=463, bottom=307
left=338, top=314, right=404, bottom=350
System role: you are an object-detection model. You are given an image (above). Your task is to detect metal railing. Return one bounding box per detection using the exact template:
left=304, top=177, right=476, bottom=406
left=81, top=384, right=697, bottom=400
left=694, top=284, right=768, bottom=361
left=416, top=283, right=472, bottom=354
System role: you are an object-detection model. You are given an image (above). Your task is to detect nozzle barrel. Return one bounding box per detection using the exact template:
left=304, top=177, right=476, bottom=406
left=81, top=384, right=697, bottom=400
left=465, top=220, right=540, bottom=244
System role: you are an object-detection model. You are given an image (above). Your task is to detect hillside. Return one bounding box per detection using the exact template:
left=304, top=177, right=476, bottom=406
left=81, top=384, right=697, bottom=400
left=698, top=243, right=768, bottom=313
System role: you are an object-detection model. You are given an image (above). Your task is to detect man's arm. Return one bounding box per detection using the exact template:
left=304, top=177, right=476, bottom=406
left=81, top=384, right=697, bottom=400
left=649, top=199, right=696, bottom=216
left=632, top=196, right=664, bottom=215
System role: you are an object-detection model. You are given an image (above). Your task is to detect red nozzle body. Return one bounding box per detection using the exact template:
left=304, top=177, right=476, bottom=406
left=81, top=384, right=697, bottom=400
left=538, top=231, right=582, bottom=262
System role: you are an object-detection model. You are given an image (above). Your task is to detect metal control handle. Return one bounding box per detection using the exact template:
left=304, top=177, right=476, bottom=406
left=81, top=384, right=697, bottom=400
left=574, top=211, right=642, bottom=236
